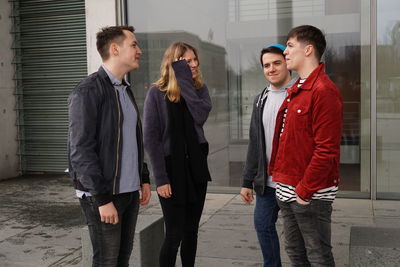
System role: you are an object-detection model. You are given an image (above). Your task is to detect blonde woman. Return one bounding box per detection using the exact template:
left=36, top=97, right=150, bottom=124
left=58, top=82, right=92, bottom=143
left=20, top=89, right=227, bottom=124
left=143, top=42, right=212, bottom=267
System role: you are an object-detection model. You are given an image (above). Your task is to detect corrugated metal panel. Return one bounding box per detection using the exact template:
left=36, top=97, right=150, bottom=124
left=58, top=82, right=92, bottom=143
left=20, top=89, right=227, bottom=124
left=10, top=0, right=87, bottom=173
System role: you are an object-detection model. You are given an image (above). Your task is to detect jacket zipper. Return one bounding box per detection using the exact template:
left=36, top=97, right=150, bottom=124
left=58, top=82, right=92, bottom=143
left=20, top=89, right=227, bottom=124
left=259, top=89, right=268, bottom=193
left=113, top=89, right=122, bottom=194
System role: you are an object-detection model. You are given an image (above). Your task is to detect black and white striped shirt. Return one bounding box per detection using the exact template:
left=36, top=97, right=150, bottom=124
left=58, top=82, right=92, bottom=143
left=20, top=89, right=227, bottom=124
left=276, top=183, right=338, bottom=202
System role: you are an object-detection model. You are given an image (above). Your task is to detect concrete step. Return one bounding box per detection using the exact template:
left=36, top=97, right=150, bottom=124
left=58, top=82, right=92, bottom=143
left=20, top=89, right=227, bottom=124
left=81, top=214, right=164, bottom=267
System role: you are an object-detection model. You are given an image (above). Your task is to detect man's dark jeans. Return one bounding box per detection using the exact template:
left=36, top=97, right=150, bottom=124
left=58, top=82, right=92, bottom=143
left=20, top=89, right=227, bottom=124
left=254, top=187, right=281, bottom=267
left=277, top=199, right=335, bottom=267
left=79, top=191, right=140, bottom=267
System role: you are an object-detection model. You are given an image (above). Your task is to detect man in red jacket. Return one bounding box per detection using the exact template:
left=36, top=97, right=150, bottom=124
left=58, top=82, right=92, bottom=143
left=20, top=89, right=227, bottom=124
left=269, top=25, right=343, bottom=266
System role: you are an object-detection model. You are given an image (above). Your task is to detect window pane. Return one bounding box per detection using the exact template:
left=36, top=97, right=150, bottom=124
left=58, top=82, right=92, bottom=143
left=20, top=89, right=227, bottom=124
left=127, top=0, right=370, bottom=194
left=377, top=0, right=400, bottom=199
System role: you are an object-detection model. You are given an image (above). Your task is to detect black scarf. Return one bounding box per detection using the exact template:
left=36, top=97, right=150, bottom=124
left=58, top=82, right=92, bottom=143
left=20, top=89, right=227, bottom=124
left=166, top=97, right=211, bottom=204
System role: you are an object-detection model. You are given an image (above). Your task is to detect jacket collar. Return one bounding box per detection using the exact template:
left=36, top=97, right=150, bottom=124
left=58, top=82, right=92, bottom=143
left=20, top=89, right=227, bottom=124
left=256, top=86, right=269, bottom=108
left=100, top=65, right=130, bottom=86
left=98, top=66, right=114, bottom=87
left=289, top=63, right=325, bottom=93
left=256, top=77, right=297, bottom=108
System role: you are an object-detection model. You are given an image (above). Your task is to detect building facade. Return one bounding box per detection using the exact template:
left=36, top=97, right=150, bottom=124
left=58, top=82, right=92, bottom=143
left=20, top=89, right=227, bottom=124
left=1, top=0, right=399, bottom=200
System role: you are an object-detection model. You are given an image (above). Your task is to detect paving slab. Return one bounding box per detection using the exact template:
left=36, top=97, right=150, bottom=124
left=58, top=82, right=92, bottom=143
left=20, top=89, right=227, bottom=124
left=1, top=260, right=38, bottom=267
left=332, top=216, right=375, bottom=227
left=333, top=199, right=373, bottom=218
left=201, top=214, right=255, bottom=230
left=139, top=198, right=163, bottom=215
left=202, top=193, right=236, bottom=215
left=48, top=247, right=81, bottom=267
left=0, top=219, right=40, bottom=241
left=349, top=226, right=400, bottom=267
left=196, top=228, right=262, bottom=261
left=349, top=246, right=400, bottom=267
left=179, top=256, right=264, bottom=267
left=1, top=224, right=81, bottom=265
left=331, top=217, right=375, bottom=247
left=373, top=216, right=400, bottom=227
left=216, top=196, right=256, bottom=215
left=1, top=175, right=76, bottom=203
left=373, top=200, right=400, bottom=217
left=332, top=242, right=350, bottom=267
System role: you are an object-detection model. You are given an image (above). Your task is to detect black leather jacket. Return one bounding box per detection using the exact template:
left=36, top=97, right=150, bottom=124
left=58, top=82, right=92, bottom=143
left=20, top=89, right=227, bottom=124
left=68, top=67, right=149, bottom=206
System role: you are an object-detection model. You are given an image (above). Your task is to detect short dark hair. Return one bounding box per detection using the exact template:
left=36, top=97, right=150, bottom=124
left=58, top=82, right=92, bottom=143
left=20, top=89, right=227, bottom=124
left=287, top=25, right=326, bottom=61
left=259, top=46, right=285, bottom=66
left=96, top=26, right=135, bottom=60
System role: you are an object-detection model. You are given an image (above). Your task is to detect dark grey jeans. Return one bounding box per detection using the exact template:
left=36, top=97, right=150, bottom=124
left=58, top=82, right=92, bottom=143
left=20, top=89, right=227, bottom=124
left=277, top=199, right=335, bottom=267
left=79, top=191, right=140, bottom=267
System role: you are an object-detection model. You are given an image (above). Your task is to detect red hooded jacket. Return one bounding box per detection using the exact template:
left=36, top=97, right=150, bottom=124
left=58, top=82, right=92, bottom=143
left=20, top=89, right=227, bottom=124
left=269, top=63, right=343, bottom=200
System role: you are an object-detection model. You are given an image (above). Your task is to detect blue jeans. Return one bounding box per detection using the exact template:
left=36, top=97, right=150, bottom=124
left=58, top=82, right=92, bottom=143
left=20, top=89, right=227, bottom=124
left=79, top=191, right=140, bottom=267
left=254, top=186, right=281, bottom=267
left=277, top=199, right=335, bottom=267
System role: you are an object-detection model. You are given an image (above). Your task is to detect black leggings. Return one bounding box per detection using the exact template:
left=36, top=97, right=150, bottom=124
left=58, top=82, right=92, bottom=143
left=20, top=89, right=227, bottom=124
left=158, top=182, right=207, bottom=267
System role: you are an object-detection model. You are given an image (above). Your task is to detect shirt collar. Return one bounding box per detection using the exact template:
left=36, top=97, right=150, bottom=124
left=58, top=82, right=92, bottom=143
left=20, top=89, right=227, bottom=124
left=257, top=78, right=296, bottom=107
left=268, top=77, right=297, bottom=92
left=101, top=65, right=130, bottom=87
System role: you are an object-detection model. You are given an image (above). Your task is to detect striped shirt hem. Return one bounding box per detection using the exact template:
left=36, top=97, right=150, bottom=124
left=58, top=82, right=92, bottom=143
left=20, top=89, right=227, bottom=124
left=276, top=183, right=338, bottom=202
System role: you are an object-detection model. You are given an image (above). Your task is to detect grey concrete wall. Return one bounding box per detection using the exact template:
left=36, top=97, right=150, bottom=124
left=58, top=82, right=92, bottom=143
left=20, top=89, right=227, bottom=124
left=0, top=1, right=20, bottom=179
left=85, top=0, right=118, bottom=74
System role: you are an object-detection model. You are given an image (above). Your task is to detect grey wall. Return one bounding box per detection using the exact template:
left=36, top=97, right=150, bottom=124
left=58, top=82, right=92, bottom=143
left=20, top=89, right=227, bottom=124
left=85, top=0, right=119, bottom=74
left=0, top=1, right=20, bottom=179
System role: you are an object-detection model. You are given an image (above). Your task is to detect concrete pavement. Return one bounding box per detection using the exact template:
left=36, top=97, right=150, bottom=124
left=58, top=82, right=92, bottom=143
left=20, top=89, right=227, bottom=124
left=1, top=175, right=400, bottom=266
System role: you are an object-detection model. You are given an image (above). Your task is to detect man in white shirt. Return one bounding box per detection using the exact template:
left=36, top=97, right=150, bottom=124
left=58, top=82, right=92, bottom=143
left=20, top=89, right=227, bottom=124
left=241, top=44, right=296, bottom=267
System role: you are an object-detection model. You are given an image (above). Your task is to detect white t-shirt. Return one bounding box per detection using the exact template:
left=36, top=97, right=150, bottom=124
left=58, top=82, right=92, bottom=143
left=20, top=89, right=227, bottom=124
left=262, top=84, right=289, bottom=188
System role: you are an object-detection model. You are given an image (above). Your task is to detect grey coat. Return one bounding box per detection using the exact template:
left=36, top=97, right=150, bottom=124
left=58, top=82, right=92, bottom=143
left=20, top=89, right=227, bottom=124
left=242, top=87, right=270, bottom=195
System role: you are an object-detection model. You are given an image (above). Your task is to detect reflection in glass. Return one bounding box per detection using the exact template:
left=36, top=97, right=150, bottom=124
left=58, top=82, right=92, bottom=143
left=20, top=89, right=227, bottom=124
left=377, top=0, right=400, bottom=198
left=127, top=0, right=369, bottom=193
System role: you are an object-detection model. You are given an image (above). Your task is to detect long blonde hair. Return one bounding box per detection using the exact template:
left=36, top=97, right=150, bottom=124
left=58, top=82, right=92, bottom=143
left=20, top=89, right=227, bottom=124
left=154, top=42, right=203, bottom=102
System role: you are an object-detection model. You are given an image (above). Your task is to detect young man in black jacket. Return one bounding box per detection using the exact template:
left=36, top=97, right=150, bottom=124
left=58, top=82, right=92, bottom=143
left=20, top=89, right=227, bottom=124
left=68, top=26, right=151, bottom=266
left=240, top=44, right=295, bottom=267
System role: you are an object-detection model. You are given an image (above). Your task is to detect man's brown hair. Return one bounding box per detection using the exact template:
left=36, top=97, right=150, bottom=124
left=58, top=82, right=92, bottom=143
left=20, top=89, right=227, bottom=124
left=96, top=26, right=135, bottom=60
left=287, top=25, right=326, bottom=61
left=259, top=46, right=285, bottom=66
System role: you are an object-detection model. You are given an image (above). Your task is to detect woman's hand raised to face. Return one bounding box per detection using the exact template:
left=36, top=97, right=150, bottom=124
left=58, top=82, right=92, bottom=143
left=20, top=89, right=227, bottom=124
left=174, top=50, right=199, bottom=79
left=174, top=56, right=186, bottom=62
left=157, top=184, right=172, bottom=198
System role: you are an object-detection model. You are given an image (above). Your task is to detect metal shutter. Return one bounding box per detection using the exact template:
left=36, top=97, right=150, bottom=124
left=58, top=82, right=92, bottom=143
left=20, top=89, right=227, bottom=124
left=10, top=0, right=87, bottom=172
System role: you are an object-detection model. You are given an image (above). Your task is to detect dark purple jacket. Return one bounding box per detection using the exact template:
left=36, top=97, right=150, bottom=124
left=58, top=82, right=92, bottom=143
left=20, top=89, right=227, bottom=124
left=143, top=60, right=212, bottom=186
